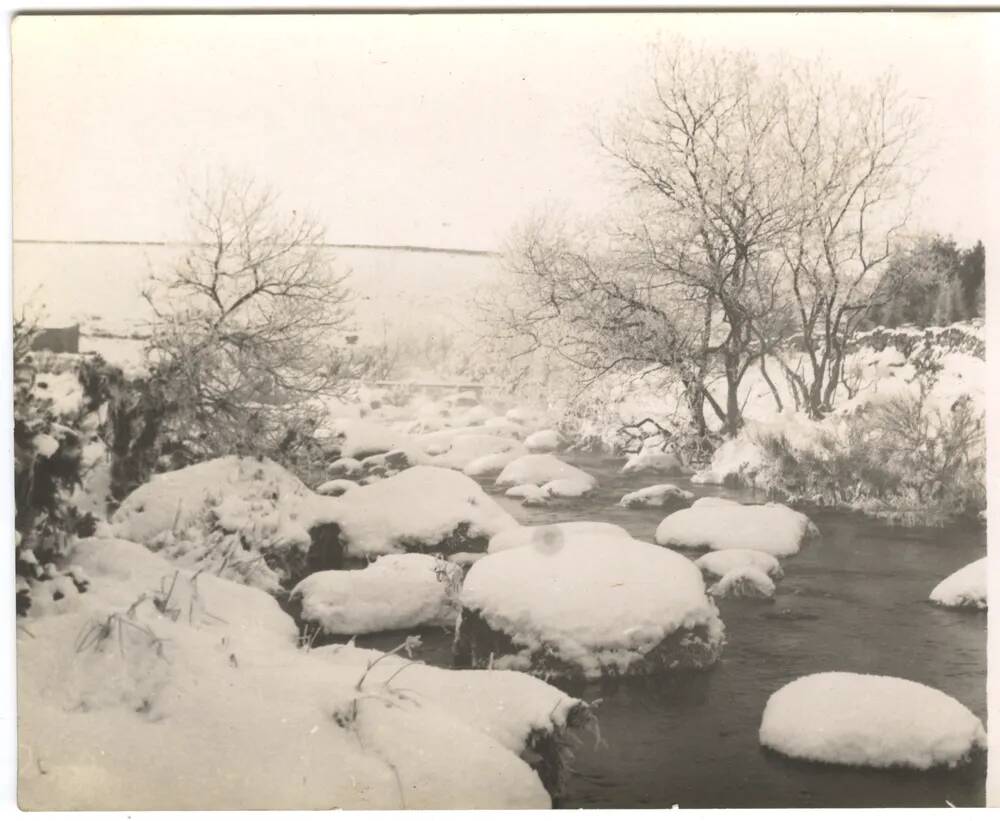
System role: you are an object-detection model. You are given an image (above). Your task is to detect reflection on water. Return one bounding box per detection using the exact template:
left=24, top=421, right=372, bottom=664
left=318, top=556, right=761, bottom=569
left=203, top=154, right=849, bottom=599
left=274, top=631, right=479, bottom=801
left=359, top=454, right=988, bottom=808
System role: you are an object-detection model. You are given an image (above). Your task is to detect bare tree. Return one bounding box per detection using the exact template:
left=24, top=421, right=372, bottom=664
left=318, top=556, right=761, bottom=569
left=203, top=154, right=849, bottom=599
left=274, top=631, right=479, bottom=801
left=595, top=44, right=797, bottom=434
left=144, top=173, right=353, bottom=454
left=771, top=69, right=919, bottom=417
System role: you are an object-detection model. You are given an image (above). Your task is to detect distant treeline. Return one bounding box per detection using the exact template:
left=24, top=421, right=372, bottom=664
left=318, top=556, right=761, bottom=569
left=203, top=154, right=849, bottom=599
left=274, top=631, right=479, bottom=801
left=866, top=237, right=985, bottom=329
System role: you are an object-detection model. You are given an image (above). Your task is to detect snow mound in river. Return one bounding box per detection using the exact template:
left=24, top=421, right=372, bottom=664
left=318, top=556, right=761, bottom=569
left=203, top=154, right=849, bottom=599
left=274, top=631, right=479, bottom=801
left=759, top=672, right=986, bottom=769
left=524, top=429, right=563, bottom=453
left=708, top=566, right=776, bottom=599
left=459, top=529, right=724, bottom=678
left=929, top=558, right=987, bottom=610
left=495, top=454, right=597, bottom=493
left=111, top=457, right=339, bottom=590
left=695, top=549, right=784, bottom=580
left=290, top=554, right=463, bottom=635
left=656, top=499, right=817, bottom=557
left=332, top=466, right=519, bottom=557
left=18, top=536, right=575, bottom=809
left=621, top=448, right=687, bottom=475
left=619, top=484, right=694, bottom=509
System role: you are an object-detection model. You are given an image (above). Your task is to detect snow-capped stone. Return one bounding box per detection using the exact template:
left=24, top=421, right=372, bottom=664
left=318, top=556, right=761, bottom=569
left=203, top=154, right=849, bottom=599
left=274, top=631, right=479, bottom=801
left=32, top=433, right=60, bottom=458
left=326, top=417, right=414, bottom=459
left=524, top=429, right=562, bottom=453
left=621, top=449, right=687, bottom=476
left=695, top=549, right=784, bottom=580
left=290, top=554, right=463, bottom=635
left=329, top=457, right=364, bottom=478
left=656, top=500, right=817, bottom=557
left=331, top=466, right=519, bottom=558
left=457, top=530, right=725, bottom=679
left=316, top=479, right=360, bottom=497
left=759, top=672, right=986, bottom=769
left=708, top=566, right=776, bottom=599
left=110, top=456, right=339, bottom=590
left=930, top=558, right=987, bottom=610
left=420, top=432, right=525, bottom=471
left=540, top=477, right=595, bottom=498
left=487, top=522, right=631, bottom=554
left=619, top=484, right=694, bottom=509
left=495, top=454, right=597, bottom=494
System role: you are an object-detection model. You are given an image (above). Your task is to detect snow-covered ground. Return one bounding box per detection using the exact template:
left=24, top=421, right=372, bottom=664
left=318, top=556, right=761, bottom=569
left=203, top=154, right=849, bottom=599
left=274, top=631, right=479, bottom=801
left=19, top=536, right=581, bottom=809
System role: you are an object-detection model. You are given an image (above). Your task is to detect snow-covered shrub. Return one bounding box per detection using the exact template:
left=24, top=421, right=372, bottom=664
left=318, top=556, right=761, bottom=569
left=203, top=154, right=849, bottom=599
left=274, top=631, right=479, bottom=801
left=754, top=386, right=985, bottom=526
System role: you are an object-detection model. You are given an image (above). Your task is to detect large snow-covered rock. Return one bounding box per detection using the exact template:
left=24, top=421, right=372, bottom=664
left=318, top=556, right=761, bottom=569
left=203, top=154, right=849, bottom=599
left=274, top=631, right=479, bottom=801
left=457, top=530, right=725, bottom=679
left=759, top=672, right=986, bottom=769
left=495, top=455, right=597, bottom=494
left=655, top=498, right=818, bottom=557
left=524, top=429, right=563, bottom=453
left=695, top=549, right=784, bottom=580
left=487, top=521, right=631, bottom=554
left=331, top=466, right=519, bottom=558
left=621, top=448, right=687, bottom=476
left=18, top=536, right=566, bottom=810
left=289, top=554, right=462, bottom=635
left=419, top=432, right=525, bottom=472
left=111, top=457, right=340, bottom=591
left=708, top=566, right=776, bottom=599
left=324, top=417, right=416, bottom=459
left=929, top=558, right=987, bottom=610
left=619, top=484, right=694, bottom=509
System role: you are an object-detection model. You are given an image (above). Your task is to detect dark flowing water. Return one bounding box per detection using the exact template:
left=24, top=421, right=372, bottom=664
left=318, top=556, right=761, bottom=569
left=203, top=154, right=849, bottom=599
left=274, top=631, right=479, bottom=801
left=361, top=454, right=988, bottom=808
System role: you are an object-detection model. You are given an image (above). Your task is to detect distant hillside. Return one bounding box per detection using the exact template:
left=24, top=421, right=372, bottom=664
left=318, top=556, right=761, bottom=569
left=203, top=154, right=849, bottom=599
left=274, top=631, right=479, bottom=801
left=13, top=240, right=502, bottom=341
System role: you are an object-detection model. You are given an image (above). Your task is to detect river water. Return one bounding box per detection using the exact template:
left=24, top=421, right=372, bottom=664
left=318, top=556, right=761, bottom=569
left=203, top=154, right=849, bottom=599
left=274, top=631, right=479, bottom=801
left=362, top=454, right=987, bottom=808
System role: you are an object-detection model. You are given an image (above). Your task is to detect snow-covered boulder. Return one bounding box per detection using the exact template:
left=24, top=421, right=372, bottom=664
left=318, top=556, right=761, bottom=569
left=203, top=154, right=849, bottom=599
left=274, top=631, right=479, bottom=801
left=929, top=558, right=987, bottom=610
left=495, top=454, right=597, bottom=494
left=329, top=457, right=364, bottom=478
left=421, top=432, right=525, bottom=472
left=655, top=499, right=818, bottom=557
left=695, top=549, right=783, bottom=581
left=289, top=554, right=463, bottom=636
left=18, top=537, right=563, bottom=810
left=759, top=672, right=987, bottom=769
left=316, top=478, right=360, bottom=497
left=505, top=484, right=551, bottom=506
left=331, top=466, right=519, bottom=558
left=541, top=477, right=595, bottom=498
left=457, top=530, right=725, bottom=679
left=326, top=417, right=414, bottom=459
left=524, top=429, right=563, bottom=453
left=708, top=566, right=776, bottom=599
left=312, top=643, right=593, bottom=798
left=111, top=457, right=340, bottom=591
left=487, top=521, right=630, bottom=554
left=462, top=448, right=528, bottom=478
left=619, top=484, right=694, bottom=509
left=621, top=448, right=687, bottom=476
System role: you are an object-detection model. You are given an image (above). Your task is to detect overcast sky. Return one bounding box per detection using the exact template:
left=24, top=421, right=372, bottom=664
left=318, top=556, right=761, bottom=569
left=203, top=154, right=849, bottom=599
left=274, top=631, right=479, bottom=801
left=12, top=12, right=998, bottom=250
